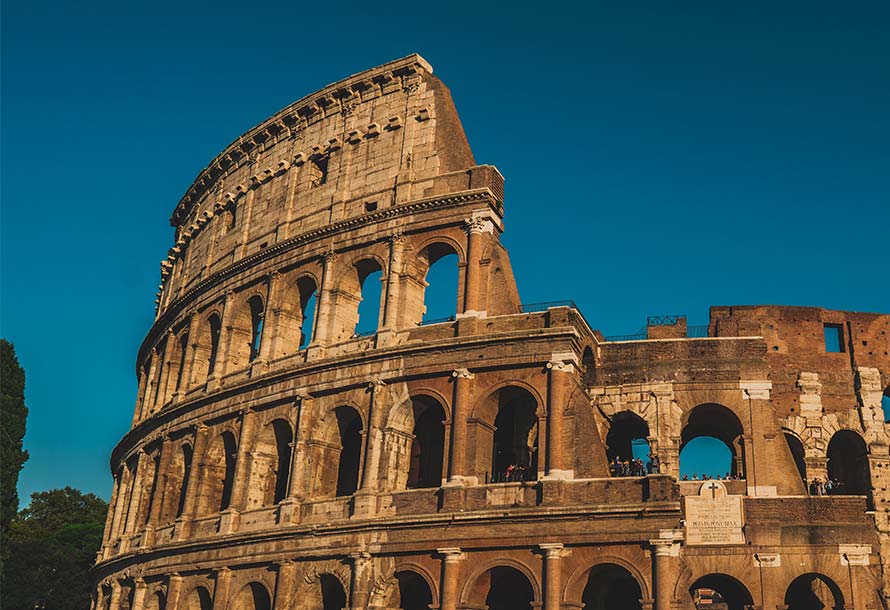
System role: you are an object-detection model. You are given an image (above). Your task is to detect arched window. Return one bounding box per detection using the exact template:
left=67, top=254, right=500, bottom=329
left=419, top=243, right=459, bottom=323
left=407, top=398, right=446, bottom=489
left=246, top=418, right=293, bottom=508
left=197, top=431, right=237, bottom=515
left=785, top=433, right=807, bottom=485
left=248, top=295, right=265, bottom=362
left=176, top=443, right=193, bottom=518
left=320, top=575, right=346, bottom=610
left=173, top=332, right=189, bottom=392
left=231, top=583, right=271, bottom=610
left=160, top=442, right=193, bottom=522
left=784, top=573, right=845, bottom=610
left=582, top=564, right=643, bottom=610
left=297, top=276, right=318, bottom=350
left=184, top=587, right=212, bottom=610
left=581, top=347, right=595, bottom=385
left=355, top=261, right=383, bottom=336
left=335, top=407, right=363, bottom=496
left=472, top=566, right=534, bottom=610
left=150, top=338, right=168, bottom=408
left=689, top=574, right=754, bottom=610
left=395, top=571, right=433, bottom=610
left=490, top=387, right=539, bottom=482
left=826, top=430, right=870, bottom=496
left=206, top=313, right=222, bottom=377
left=680, top=404, right=745, bottom=480
left=605, top=411, right=650, bottom=477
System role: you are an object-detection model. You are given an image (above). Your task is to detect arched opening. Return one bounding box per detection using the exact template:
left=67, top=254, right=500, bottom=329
left=246, top=418, right=293, bottom=508
left=420, top=243, right=459, bottom=323
left=826, top=430, right=870, bottom=496
left=150, top=338, right=168, bottom=409
left=489, top=387, right=538, bottom=482
left=335, top=407, right=363, bottom=497
left=784, top=573, right=845, bottom=610
left=320, top=574, right=347, bottom=610
left=173, top=332, right=189, bottom=393
left=581, top=563, right=643, bottom=610
left=231, top=583, right=271, bottom=610
left=407, top=397, right=446, bottom=489
left=581, top=346, right=595, bottom=385
left=605, top=411, right=651, bottom=477
left=196, top=430, right=237, bottom=515
left=248, top=295, right=265, bottom=362
left=355, top=260, right=384, bottom=336
left=184, top=587, right=212, bottom=610
left=142, top=452, right=161, bottom=524
left=473, top=566, right=534, bottom=610
left=680, top=404, right=745, bottom=480
left=395, top=570, right=433, bottom=610
left=689, top=573, right=754, bottom=610
left=158, top=442, right=194, bottom=522
left=297, top=276, right=318, bottom=350
left=194, top=313, right=222, bottom=380
left=147, top=591, right=166, bottom=610
left=785, top=433, right=807, bottom=485
left=882, top=386, right=890, bottom=423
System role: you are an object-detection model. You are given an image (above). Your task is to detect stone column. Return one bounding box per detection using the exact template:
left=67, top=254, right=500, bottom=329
left=148, top=437, right=174, bottom=527
left=215, top=291, right=237, bottom=380
left=211, top=568, right=233, bottom=610
left=257, top=272, right=281, bottom=364
left=110, top=464, right=132, bottom=540
left=225, top=408, right=257, bottom=528
left=650, top=536, right=680, bottom=610
left=103, top=473, right=122, bottom=547
left=381, top=233, right=405, bottom=331
left=311, top=251, right=337, bottom=348
left=176, top=313, right=201, bottom=399
left=142, top=348, right=161, bottom=416
left=462, top=218, right=486, bottom=317
left=360, top=379, right=387, bottom=492
left=349, top=552, right=373, bottom=610
left=123, top=451, right=149, bottom=535
left=107, top=580, right=123, bottom=610
left=545, top=358, right=575, bottom=480
left=539, top=543, right=564, bottom=610
left=447, top=369, right=474, bottom=484
left=156, top=330, right=177, bottom=409
left=286, top=391, right=312, bottom=505
left=438, top=548, right=465, bottom=610
left=274, top=561, right=297, bottom=610
left=650, top=386, right=678, bottom=479
left=741, top=381, right=772, bottom=496
left=175, top=424, right=209, bottom=539
left=131, top=579, right=148, bottom=610
left=167, top=574, right=184, bottom=610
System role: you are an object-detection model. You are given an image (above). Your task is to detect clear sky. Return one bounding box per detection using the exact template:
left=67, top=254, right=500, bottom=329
left=2, top=1, right=888, bottom=501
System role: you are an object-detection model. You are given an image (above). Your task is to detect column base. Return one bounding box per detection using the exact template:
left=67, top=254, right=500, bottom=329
left=277, top=498, right=300, bottom=524
left=219, top=508, right=240, bottom=534
left=444, top=475, right=477, bottom=487
left=456, top=310, right=487, bottom=319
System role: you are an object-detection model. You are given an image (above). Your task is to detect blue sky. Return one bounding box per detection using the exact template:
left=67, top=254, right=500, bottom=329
left=2, top=1, right=888, bottom=501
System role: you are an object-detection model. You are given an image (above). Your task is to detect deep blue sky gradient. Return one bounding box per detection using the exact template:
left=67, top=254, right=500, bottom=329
left=3, top=1, right=889, bottom=500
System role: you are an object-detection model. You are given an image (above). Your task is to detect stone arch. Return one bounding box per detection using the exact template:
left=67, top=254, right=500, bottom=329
left=182, top=585, right=212, bottom=610
left=196, top=429, right=237, bottom=515
left=605, top=410, right=651, bottom=475
left=471, top=384, right=541, bottom=483
left=392, top=562, right=439, bottom=608
left=145, top=590, right=166, bottom=610
left=393, top=569, right=435, bottom=610
left=297, top=564, right=351, bottom=610
left=309, top=405, right=365, bottom=498
left=680, top=403, right=746, bottom=478
left=333, top=256, right=386, bottom=340
left=461, top=560, right=540, bottom=610
left=688, top=573, right=754, bottom=610
left=160, top=441, right=193, bottom=523
left=413, top=239, right=462, bottom=325
left=230, top=293, right=266, bottom=368
left=563, top=557, right=650, bottom=605
left=229, top=582, right=271, bottom=610
left=784, top=430, right=807, bottom=486
left=826, top=429, right=871, bottom=496
left=140, top=449, right=162, bottom=526
left=192, top=310, right=223, bottom=383
left=245, top=418, right=293, bottom=509
left=784, top=572, right=845, bottom=610
left=273, top=272, right=320, bottom=357
left=580, top=563, right=644, bottom=610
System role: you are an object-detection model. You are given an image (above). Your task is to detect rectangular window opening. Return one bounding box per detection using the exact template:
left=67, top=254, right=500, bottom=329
left=823, top=323, right=844, bottom=353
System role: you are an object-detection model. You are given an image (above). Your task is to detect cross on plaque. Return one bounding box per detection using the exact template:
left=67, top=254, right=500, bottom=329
left=707, top=482, right=720, bottom=498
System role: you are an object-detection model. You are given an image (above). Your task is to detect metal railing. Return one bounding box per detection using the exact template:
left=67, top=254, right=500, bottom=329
left=647, top=314, right=686, bottom=326
left=420, top=315, right=456, bottom=325
left=686, top=325, right=710, bottom=338
left=604, top=325, right=712, bottom=342
left=520, top=300, right=578, bottom=313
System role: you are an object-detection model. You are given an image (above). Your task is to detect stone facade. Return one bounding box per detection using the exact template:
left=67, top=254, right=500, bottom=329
left=91, top=55, right=890, bottom=610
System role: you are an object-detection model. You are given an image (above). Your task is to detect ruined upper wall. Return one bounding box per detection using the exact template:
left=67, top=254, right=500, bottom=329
left=710, top=305, right=890, bottom=416
left=156, top=54, right=497, bottom=311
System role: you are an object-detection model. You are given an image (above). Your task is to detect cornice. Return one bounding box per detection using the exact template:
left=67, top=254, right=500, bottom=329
left=170, top=54, right=431, bottom=227
left=142, top=189, right=501, bottom=363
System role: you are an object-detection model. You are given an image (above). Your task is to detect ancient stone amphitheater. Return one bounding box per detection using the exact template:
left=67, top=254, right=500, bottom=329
left=93, top=55, right=890, bottom=610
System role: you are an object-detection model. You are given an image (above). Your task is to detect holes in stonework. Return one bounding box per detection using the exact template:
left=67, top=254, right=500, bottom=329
left=364, top=201, right=378, bottom=213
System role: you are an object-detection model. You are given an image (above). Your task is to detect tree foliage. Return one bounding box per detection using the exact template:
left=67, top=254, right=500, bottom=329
left=4, top=488, right=108, bottom=610
left=1, top=339, right=29, bottom=585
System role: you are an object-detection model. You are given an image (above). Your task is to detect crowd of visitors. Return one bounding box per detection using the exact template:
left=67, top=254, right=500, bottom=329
left=490, top=463, right=534, bottom=483
left=609, top=454, right=660, bottom=477
left=680, top=473, right=741, bottom=481
left=808, top=477, right=844, bottom=495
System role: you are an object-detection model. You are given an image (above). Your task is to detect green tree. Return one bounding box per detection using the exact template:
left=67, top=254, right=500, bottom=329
left=4, top=488, right=108, bottom=610
left=1, top=339, right=30, bottom=584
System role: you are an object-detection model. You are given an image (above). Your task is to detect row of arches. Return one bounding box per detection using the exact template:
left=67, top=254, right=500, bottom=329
left=107, top=566, right=850, bottom=610
left=139, top=242, right=462, bottom=419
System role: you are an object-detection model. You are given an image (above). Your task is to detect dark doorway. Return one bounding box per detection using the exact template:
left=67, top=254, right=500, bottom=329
left=582, top=563, right=643, bottom=610
left=785, top=573, right=844, bottom=610
left=484, top=566, right=534, bottom=610
left=826, top=430, right=870, bottom=496
left=407, top=398, right=446, bottom=489
left=335, top=407, right=363, bottom=497
left=689, top=574, right=754, bottom=610
left=396, top=570, right=433, bottom=610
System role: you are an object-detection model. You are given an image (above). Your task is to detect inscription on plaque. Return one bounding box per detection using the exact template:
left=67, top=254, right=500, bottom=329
left=684, top=480, right=745, bottom=546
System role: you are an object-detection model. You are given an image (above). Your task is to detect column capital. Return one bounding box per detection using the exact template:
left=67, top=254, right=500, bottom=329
left=753, top=553, right=781, bottom=568
left=389, top=232, right=405, bottom=245
left=740, top=380, right=772, bottom=400
left=437, top=547, right=465, bottom=561
left=367, top=377, right=387, bottom=390
left=295, top=388, right=312, bottom=401
left=321, top=249, right=337, bottom=263
left=546, top=360, right=576, bottom=374
left=538, top=542, right=567, bottom=558
left=452, top=368, right=474, bottom=380
left=464, top=217, right=491, bottom=235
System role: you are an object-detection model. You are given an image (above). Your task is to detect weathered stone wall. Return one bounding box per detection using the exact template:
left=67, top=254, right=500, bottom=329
left=92, top=56, right=890, bottom=610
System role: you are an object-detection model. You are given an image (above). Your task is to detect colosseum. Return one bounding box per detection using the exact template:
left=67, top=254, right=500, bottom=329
left=92, top=55, right=890, bottom=610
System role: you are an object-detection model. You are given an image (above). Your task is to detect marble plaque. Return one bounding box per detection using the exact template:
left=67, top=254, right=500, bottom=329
left=684, top=480, right=745, bottom=546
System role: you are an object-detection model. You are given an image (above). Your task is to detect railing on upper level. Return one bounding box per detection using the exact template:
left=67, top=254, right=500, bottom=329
left=604, top=325, right=712, bottom=342
left=520, top=300, right=578, bottom=313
